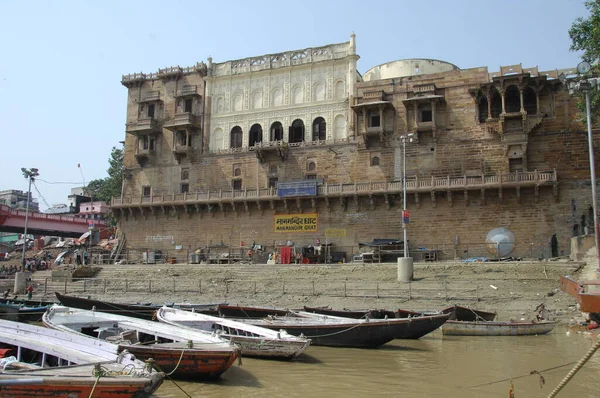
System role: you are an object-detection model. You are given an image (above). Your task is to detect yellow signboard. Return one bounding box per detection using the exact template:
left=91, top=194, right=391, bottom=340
left=274, top=213, right=318, bottom=233
left=325, top=228, right=347, bottom=237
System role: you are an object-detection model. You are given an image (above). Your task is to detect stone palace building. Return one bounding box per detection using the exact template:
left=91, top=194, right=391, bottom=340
left=112, top=34, right=598, bottom=261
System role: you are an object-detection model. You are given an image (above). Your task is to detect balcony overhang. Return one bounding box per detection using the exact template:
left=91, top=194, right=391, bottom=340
left=254, top=141, right=289, bottom=163
left=402, top=95, right=444, bottom=105
left=125, top=118, right=162, bottom=136
left=351, top=100, right=393, bottom=113
left=176, top=85, right=201, bottom=97
left=164, top=113, right=202, bottom=131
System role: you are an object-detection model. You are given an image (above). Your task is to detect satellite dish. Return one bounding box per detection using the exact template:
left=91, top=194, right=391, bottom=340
left=577, top=61, right=591, bottom=74
left=485, top=228, right=515, bottom=258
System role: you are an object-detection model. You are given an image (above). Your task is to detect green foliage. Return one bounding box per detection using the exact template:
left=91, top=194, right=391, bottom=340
left=83, top=147, right=123, bottom=204
left=569, top=1, right=600, bottom=122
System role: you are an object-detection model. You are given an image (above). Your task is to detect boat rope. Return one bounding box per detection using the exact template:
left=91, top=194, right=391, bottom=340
left=463, top=362, right=578, bottom=389
left=166, top=348, right=186, bottom=376
left=88, top=374, right=101, bottom=398
left=302, top=320, right=368, bottom=338
left=148, top=353, right=192, bottom=398
left=547, top=338, right=600, bottom=398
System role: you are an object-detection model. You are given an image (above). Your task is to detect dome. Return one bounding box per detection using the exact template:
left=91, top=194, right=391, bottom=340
left=363, top=59, right=459, bottom=81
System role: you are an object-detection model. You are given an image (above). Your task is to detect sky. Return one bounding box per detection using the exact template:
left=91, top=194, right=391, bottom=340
left=0, top=0, right=591, bottom=211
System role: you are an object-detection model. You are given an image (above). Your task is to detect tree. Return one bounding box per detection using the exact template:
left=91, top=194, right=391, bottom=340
left=84, top=147, right=123, bottom=204
left=569, top=1, right=600, bottom=122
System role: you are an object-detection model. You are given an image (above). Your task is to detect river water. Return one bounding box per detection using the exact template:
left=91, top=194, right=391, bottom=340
left=153, top=327, right=598, bottom=398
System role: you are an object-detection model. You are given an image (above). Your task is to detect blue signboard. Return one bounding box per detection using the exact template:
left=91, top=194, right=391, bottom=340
left=277, top=180, right=318, bottom=198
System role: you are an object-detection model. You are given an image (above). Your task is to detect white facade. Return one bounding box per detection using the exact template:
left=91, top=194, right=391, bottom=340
left=205, top=34, right=359, bottom=152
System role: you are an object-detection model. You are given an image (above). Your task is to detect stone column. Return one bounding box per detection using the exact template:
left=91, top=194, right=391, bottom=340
left=501, top=89, right=506, bottom=114
left=431, top=100, right=437, bottom=127
left=519, top=88, right=524, bottom=113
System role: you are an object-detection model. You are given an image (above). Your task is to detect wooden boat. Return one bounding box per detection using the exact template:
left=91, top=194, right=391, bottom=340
left=560, top=275, right=600, bottom=313
left=218, top=304, right=295, bottom=318
left=441, top=320, right=556, bottom=336
left=0, top=319, right=164, bottom=397
left=441, top=305, right=497, bottom=322
left=0, top=300, right=53, bottom=322
left=43, top=305, right=240, bottom=379
left=302, top=306, right=397, bottom=319
left=0, top=303, right=19, bottom=321
left=157, top=307, right=312, bottom=359
left=55, top=292, right=221, bottom=320
left=221, top=305, right=450, bottom=347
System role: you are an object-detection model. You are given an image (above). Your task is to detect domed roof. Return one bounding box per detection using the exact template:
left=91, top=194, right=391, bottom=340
left=363, top=59, right=459, bottom=81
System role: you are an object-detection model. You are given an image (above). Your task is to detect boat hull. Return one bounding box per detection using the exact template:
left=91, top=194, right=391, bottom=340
left=560, top=275, right=600, bottom=313
left=226, top=335, right=310, bottom=358
left=441, top=320, right=556, bottom=336
left=120, top=343, right=238, bottom=379
left=0, top=371, right=164, bottom=398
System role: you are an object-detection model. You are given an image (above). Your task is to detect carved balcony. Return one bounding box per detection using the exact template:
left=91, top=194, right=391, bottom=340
left=164, top=113, right=201, bottom=131
left=126, top=118, right=162, bottom=136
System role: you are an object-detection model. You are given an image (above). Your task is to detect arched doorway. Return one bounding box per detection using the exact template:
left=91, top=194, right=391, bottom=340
left=478, top=94, right=488, bottom=122
left=289, top=119, right=305, bottom=143
left=249, top=124, right=263, bottom=147
left=523, top=87, right=537, bottom=114
left=312, top=117, right=326, bottom=141
left=230, top=126, right=242, bottom=148
left=505, top=85, right=520, bottom=113
left=270, top=122, right=283, bottom=141
left=490, top=88, right=502, bottom=118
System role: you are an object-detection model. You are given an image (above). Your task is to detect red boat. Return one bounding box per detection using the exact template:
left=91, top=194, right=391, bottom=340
left=0, top=363, right=165, bottom=398
left=560, top=275, right=600, bottom=313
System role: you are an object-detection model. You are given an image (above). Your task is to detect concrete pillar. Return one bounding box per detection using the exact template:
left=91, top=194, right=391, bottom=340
left=501, top=91, right=506, bottom=114
left=397, top=257, right=413, bottom=282
left=13, top=271, right=29, bottom=294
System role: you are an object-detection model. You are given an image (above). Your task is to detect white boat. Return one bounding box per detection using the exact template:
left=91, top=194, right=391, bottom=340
left=43, top=305, right=240, bottom=379
left=157, top=306, right=311, bottom=359
left=0, top=319, right=164, bottom=397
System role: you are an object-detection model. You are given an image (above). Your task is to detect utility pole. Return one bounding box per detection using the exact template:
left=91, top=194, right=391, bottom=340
left=20, top=168, right=39, bottom=271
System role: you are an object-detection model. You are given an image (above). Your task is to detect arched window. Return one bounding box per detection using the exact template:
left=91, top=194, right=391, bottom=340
left=313, top=83, right=325, bottom=102
left=230, top=126, right=243, bottom=148
left=490, top=88, right=502, bottom=118
left=333, top=114, right=346, bottom=140
left=505, top=85, right=520, bottom=113
left=312, top=117, right=326, bottom=141
left=292, top=86, right=304, bottom=104
left=335, top=81, right=345, bottom=99
left=371, top=156, right=380, bottom=166
left=289, top=119, right=305, bottom=143
left=249, top=124, right=262, bottom=147
left=212, top=128, right=223, bottom=151
left=270, top=122, right=283, bottom=141
left=233, top=167, right=242, bottom=177
left=307, top=161, right=316, bottom=171
left=233, top=94, right=243, bottom=112
left=523, top=87, right=537, bottom=114
left=269, top=164, right=278, bottom=174
left=215, top=97, right=224, bottom=114
left=478, top=95, right=488, bottom=122
left=272, top=88, right=283, bottom=106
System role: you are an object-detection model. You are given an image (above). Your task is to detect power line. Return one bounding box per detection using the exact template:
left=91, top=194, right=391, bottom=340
left=32, top=180, right=52, bottom=209
left=36, top=178, right=83, bottom=185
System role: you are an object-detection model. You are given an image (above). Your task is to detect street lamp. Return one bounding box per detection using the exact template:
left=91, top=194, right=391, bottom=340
left=20, top=167, right=39, bottom=271
left=560, top=61, right=600, bottom=272
left=401, top=133, right=416, bottom=257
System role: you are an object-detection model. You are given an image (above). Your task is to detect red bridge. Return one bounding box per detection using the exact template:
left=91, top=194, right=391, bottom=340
left=0, top=205, right=109, bottom=238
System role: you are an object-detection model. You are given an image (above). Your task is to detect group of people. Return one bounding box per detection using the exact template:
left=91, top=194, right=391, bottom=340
left=0, top=265, right=20, bottom=278
left=73, top=248, right=89, bottom=266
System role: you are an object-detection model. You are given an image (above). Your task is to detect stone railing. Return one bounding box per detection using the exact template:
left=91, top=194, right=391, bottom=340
left=213, top=41, right=350, bottom=76
left=210, top=136, right=357, bottom=155
left=112, top=170, right=557, bottom=208
left=126, top=118, right=161, bottom=134
left=177, top=85, right=198, bottom=96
